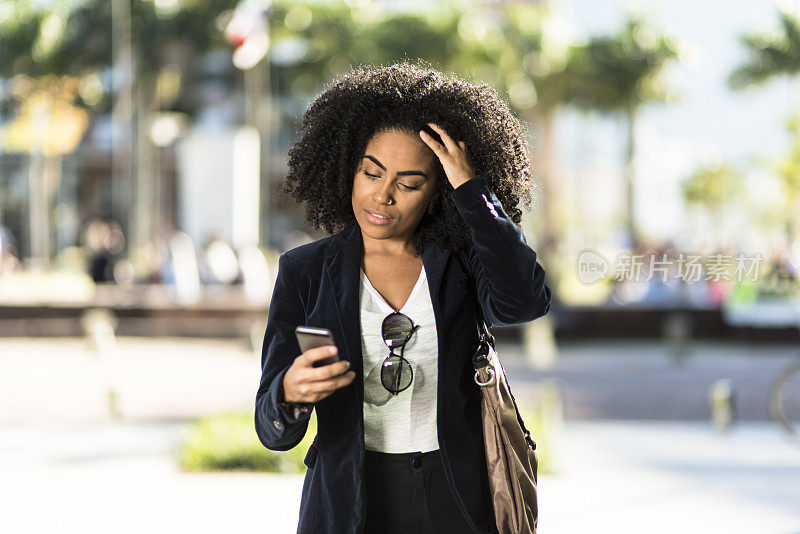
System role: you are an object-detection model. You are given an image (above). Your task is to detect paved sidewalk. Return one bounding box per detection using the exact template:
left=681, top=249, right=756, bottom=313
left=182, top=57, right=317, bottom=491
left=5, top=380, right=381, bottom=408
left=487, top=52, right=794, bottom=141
left=1, top=420, right=798, bottom=533
left=500, top=339, right=800, bottom=420
left=538, top=421, right=800, bottom=534
left=0, top=421, right=305, bottom=534
left=1, top=337, right=799, bottom=533
left=1, top=336, right=796, bottom=423
left=0, top=337, right=262, bottom=424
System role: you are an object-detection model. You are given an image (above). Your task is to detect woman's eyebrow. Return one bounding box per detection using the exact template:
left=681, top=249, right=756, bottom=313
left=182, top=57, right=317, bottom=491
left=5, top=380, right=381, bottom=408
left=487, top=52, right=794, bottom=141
left=362, top=155, right=429, bottom=179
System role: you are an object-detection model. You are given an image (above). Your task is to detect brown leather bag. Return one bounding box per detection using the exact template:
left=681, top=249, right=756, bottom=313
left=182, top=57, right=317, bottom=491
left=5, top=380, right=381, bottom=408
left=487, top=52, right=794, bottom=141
left=457, top=252, right=539, bottom=534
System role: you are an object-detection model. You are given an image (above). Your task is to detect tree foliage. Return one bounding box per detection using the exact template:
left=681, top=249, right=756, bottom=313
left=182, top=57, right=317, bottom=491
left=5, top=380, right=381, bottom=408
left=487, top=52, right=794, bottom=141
left=563, top=14, right=680, bottom=112
left=729, top=8, right=800, bottom=89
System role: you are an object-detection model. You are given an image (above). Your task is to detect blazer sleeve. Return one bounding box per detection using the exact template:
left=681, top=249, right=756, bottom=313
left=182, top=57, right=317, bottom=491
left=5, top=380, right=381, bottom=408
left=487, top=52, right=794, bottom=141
left=254, top=252, right=314, bottom=452
left=449, top=175, right=552, bottom=327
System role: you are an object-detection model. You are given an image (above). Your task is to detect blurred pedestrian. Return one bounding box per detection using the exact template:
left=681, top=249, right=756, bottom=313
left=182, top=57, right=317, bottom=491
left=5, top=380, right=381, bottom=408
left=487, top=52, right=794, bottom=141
left=0, top=225, right=21, bottom=275
left=82, top=219, right=124, bottom=283
left=198, top=231, right=241, bottom=285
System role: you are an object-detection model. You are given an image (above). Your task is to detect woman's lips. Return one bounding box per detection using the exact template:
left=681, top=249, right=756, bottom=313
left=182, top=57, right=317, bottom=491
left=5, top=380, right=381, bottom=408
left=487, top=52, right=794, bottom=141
left=365, top=210, right=392, bottom=225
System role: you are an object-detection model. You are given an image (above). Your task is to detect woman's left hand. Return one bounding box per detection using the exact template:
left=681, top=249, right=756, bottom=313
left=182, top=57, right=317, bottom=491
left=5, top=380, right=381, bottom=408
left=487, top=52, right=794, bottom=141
left=419, top=122, right=476, bottom=190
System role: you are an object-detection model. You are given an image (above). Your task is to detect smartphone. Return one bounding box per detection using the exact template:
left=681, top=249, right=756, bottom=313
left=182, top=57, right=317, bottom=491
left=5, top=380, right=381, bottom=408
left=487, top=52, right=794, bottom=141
left=295, top=326, right=340, bottom=368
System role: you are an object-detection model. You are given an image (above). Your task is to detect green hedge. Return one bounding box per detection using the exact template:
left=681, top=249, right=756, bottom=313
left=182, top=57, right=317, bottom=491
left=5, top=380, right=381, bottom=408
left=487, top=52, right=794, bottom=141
left=177, top=410, right=318, bottom=473
left=177, top=401, right=554, bottom=475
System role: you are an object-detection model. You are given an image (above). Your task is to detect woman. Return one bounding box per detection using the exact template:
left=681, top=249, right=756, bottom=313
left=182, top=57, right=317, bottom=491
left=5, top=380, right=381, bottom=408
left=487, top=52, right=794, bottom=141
left=255, top=62, right=551, bottom=534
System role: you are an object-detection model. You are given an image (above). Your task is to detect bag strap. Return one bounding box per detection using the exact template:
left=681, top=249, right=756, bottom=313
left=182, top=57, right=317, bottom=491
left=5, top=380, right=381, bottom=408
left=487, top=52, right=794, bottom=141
left=455, top=249, right=538, bottom=451
left=454, top=251, right=494, bottom=368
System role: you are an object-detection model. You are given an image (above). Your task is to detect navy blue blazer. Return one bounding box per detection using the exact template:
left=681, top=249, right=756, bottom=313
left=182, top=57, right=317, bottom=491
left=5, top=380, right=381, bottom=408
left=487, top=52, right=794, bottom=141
left=255, top=176, right=551, bottom=534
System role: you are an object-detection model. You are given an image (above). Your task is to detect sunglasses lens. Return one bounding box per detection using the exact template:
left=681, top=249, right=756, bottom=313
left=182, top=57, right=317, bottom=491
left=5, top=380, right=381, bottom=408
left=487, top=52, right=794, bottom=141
left=382, top=313, right=414, bottom=348
left=381, top=355, right=413, bottom=393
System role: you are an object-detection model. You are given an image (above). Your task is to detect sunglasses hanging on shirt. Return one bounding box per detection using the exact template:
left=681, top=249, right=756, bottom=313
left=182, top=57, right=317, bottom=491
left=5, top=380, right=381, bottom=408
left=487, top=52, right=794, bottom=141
left=380, top=311, right=419, bottom=395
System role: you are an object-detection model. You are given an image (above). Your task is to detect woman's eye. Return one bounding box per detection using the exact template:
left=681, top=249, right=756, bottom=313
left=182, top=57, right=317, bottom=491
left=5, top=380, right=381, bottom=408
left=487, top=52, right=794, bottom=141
left=363, top=171, right=419, bottom=191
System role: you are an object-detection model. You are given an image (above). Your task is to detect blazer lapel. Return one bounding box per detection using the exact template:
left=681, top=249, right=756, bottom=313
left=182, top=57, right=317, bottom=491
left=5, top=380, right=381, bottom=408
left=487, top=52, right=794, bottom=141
left=421, top=242, right=453, bottom=398
left=421, top=241, right=449, bottom=330
left=323, top=225, right=364, bottom=403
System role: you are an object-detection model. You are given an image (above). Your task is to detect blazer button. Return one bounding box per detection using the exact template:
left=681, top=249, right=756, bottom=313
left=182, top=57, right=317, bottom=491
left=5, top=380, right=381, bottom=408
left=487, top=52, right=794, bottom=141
left=273, top=419, right=283, bottom=431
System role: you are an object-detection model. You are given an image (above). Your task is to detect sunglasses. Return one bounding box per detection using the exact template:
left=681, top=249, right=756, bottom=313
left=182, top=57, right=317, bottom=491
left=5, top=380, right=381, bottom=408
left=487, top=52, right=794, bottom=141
left=380, top=311, right=420, bottom=396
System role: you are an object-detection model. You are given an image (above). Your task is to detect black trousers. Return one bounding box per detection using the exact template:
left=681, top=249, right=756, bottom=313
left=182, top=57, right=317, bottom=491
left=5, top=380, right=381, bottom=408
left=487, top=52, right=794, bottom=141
left=364, top=448, right=474, bottom=534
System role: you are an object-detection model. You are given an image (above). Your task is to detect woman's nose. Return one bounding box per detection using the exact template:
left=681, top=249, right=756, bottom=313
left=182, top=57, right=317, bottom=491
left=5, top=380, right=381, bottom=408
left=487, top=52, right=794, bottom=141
left=373, top=182, right=394, bottom=205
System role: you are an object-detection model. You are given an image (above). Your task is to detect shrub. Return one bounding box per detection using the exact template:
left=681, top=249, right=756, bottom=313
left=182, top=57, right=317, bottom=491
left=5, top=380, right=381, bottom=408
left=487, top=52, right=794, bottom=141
left=177, top=410, right=318, bottom=473
left=177, top=404, right=552, bottom=475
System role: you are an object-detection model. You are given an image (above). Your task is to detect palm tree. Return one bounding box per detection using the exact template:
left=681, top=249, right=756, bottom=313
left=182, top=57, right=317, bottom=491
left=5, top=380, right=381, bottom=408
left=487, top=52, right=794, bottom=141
left=729, top=8, right=800, bottom=247
left=563, top=13, right=680, bottom=250
left=681, top=162, right=743, bottom=247
left=1, top=75, right=90, bottom=270
left=729, top=8, right=800, bottom=90
left=772, top=112, right=800, bottom=246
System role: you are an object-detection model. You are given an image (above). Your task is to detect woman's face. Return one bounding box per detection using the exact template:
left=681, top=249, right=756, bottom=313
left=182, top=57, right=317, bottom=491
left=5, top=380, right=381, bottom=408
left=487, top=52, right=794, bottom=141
left=351, top=129, right=440, bottom=249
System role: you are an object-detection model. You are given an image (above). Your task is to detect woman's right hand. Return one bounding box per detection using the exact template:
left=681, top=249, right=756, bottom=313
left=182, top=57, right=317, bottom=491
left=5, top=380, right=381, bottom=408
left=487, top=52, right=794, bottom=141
left=282, top=345, right=356, bottom=403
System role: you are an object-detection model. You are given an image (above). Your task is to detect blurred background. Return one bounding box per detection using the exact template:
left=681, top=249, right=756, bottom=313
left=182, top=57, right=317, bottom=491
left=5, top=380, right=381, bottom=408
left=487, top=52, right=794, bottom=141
left=1, top=0, right=800, bottom=532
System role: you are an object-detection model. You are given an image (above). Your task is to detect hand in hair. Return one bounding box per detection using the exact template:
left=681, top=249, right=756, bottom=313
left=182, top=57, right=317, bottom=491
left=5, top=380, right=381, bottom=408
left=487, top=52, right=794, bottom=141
left=419, top=122, right=476, bottom=190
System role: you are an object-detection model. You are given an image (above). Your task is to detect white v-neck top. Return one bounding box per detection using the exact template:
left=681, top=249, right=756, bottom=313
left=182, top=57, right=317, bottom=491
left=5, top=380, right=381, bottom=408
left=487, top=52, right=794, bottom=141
left=359, top=265, right=440, bottom=453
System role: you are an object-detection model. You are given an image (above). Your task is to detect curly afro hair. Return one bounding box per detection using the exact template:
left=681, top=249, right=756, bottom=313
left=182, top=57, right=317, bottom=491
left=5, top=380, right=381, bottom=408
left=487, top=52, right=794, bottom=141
left=278, top=60, right=534, bottom=255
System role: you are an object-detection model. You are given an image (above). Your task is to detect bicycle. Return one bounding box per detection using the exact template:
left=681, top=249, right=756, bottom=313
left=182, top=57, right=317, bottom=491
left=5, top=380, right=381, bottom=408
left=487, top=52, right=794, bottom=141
left=770, top=355, right=800, bottom=438
left=724, top=279, right=800, bottom=438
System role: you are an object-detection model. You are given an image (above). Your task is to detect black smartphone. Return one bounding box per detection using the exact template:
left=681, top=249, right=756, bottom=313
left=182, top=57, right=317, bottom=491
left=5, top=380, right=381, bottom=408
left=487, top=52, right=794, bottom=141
left=295, top=326, right=340, bottom=368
